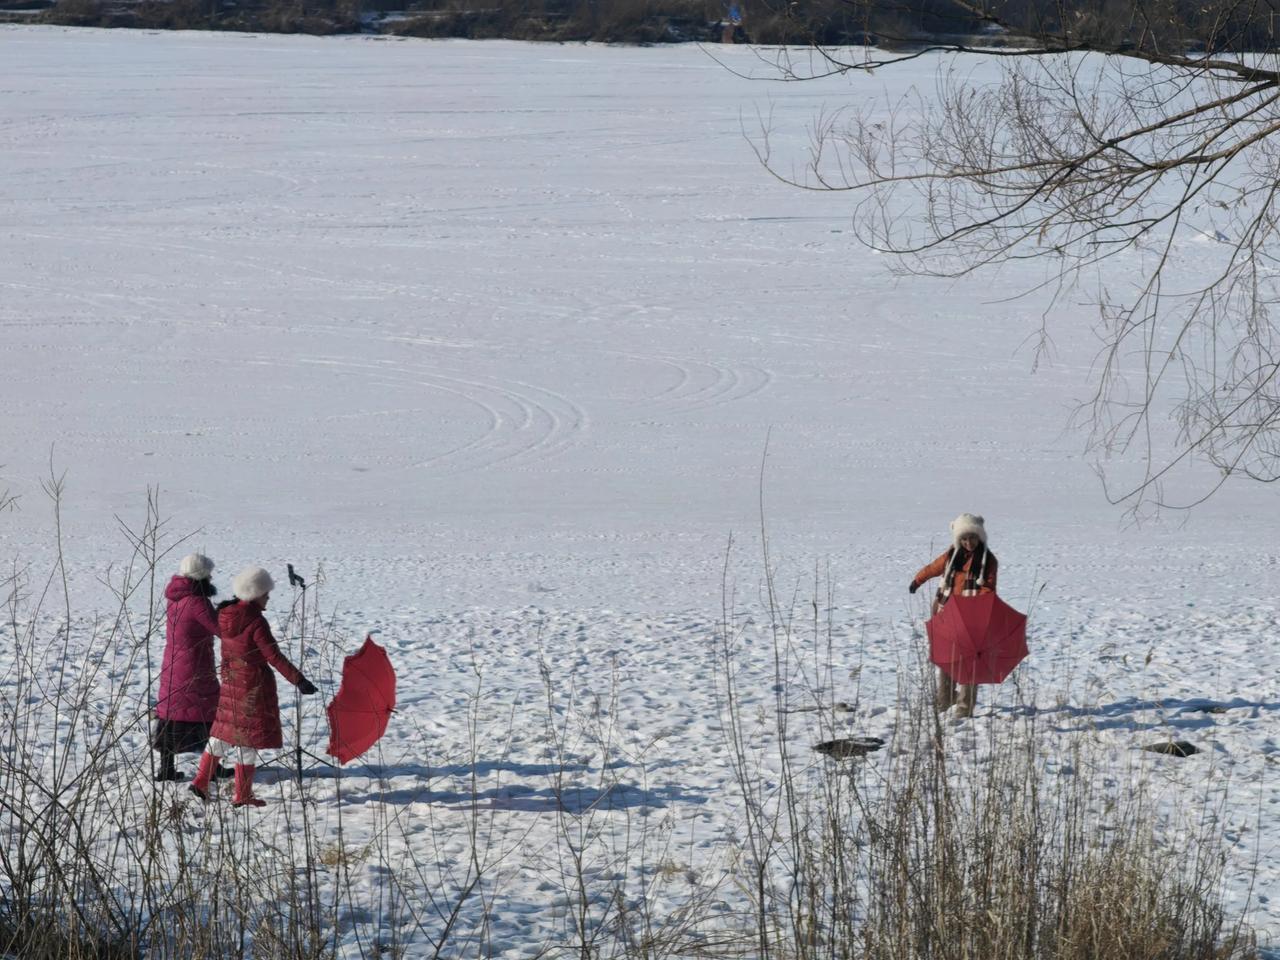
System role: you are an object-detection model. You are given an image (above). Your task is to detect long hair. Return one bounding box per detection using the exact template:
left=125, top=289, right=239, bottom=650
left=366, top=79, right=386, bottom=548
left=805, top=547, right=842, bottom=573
left=940, top=544, right=994, bottom=597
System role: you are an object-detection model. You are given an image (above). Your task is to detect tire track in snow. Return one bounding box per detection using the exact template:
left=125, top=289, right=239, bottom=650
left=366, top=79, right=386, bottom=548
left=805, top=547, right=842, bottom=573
left=288, top=355, right=588, bottom=474
left=604, top=350, right=773, bottom=414
left=22, top=229, right=419, bottom=298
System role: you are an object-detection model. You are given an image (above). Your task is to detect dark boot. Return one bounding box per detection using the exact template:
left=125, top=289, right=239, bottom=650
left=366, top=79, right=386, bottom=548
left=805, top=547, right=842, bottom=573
left=188, top=751, right=220, bottom=801
left=232, top=764, right=265, bottom=808
left=153, top=750, right=184, bottom=782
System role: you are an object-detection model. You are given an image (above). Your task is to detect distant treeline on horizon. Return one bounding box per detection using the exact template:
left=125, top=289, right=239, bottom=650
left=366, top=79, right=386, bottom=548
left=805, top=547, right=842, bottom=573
left=26, top=0, right=1280, bottom=51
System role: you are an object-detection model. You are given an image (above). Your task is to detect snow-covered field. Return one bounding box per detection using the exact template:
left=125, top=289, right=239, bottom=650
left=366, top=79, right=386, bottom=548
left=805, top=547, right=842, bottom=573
left=2, top=26, right=1279, bottom=956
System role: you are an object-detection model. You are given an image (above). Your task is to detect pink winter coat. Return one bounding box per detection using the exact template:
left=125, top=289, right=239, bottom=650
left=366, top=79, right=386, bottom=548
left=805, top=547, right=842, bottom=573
left=210, top=599, right=304, bottom=750
left=156, top=575, right=221, bottom=723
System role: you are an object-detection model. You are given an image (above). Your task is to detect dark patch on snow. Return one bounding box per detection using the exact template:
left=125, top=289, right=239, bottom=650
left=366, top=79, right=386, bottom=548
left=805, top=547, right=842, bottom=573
left=1142, top=740, right=1199, bottom=758
left=814, top=736, right=885, bottom=760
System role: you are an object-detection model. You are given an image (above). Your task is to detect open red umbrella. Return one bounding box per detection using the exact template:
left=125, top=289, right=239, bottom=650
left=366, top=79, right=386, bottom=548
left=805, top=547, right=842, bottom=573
left=326, top=636, right=396, bottom=765
left=927, top=593, right=1028, bottom=685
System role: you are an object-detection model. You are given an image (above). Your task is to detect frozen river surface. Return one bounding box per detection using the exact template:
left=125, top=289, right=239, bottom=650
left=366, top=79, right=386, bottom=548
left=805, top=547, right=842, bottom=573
left=1, top=26, right=1278, bottom=956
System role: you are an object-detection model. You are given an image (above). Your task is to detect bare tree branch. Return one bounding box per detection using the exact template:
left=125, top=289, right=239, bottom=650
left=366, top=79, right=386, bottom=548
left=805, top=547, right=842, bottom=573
left=755, top=15, right=1280, bottom=513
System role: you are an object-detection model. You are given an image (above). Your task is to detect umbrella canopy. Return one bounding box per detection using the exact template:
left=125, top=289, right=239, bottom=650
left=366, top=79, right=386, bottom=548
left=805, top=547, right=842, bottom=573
left=927, top=593, right=1028, bottom=685
left=326, top=636, right=396, bottom=765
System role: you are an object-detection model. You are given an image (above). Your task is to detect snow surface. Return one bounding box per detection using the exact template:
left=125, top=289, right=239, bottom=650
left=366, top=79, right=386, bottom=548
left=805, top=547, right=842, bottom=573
left=1, top=25, right=1279, bottom=955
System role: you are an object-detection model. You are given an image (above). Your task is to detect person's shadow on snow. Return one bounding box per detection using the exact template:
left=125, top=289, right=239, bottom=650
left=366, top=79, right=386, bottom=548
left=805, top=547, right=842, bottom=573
left=1001, top=696, right=1280, bottom=734
left=374, top=780, right=709, bottom=812
left=256, top=759, right=592, bottom=784
left=256, top=759, right=709, bottom=813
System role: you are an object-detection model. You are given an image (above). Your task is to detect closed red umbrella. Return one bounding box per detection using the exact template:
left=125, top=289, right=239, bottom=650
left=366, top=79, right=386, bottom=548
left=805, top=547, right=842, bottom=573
left=326, top=636, right=396, bottom=765
left=928, top=593, right=1028, bottom=685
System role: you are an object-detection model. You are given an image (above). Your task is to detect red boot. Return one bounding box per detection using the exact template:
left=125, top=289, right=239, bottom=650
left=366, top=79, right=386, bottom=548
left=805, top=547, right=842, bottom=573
left=232, top=764, right=266, bottom=808
left=188, top=751, right=219, bottom=801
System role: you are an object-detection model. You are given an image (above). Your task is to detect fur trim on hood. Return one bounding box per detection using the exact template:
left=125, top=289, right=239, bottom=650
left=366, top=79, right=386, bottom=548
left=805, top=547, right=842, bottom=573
left=231, top=566, right=275, bottom=602
left=949, top=513, right=987, bottom=547
left=178, top=553, right=215, bottom=581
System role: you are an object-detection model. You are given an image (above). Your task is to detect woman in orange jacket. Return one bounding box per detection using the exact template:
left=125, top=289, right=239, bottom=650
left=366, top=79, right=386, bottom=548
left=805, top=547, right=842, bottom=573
left=909, top=513, right=998, bottom=718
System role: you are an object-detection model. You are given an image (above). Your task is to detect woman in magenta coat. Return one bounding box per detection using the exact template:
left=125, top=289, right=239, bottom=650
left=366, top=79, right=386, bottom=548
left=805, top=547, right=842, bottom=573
left=153, top=553, right=221, bottom=781
left=189, top=566, right=316, bottom=807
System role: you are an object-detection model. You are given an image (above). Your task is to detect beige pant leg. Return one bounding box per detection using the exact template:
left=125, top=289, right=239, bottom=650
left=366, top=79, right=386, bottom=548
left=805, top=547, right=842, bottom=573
left=955, top=684, right=977, bottom=717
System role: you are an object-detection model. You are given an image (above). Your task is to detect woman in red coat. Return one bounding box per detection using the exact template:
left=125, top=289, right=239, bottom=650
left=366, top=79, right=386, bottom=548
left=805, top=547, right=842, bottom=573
left=909, top=513, right=998, bottom=718
left=153, top=553, right=221, bottom=781
left=189, top=566, right=316, bottom=807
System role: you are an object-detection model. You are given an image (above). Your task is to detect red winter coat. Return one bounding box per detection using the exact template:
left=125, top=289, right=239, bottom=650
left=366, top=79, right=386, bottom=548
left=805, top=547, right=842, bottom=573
left=210, top=600, right=304, bottom=750
left=156, top=575, right=220, bottom=723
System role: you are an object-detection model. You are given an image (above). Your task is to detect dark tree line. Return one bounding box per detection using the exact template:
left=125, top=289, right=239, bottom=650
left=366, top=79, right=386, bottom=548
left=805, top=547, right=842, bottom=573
left=45, top=0, right=1280, bottom=46
left=743, top=0, right=1280, bottom=48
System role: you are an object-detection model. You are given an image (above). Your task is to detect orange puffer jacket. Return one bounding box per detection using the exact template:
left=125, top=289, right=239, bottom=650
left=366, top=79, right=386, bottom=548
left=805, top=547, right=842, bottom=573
left=912, top=547, right=998, bottom=609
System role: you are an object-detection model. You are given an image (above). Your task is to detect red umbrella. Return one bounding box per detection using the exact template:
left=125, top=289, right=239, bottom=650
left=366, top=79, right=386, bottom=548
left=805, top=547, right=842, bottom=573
left=326, top=636, right=396, bottom=765
left=927, top=593, right=1028, bottom=685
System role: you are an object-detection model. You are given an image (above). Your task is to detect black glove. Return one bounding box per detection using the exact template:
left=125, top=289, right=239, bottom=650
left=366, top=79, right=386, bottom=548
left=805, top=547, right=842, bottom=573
left=908, top=580, right=919, bottom=594
left=297, top=678, right=318, bottom=696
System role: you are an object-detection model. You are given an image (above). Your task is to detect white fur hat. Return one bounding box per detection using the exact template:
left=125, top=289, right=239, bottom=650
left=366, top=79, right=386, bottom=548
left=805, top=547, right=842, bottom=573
left=949, top=513, right=987, bottom=546
left=178, top=553, right=215, bottom=581
left=232, top=566, right=275, bottom=602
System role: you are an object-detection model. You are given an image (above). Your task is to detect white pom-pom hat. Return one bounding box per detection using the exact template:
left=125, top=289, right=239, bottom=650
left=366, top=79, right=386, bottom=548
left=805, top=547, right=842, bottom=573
left=178, top=553, right=215, bottom=581
left=232, top=566, right=275, bottom=602
left=949, top=513, right=987, bottom=546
